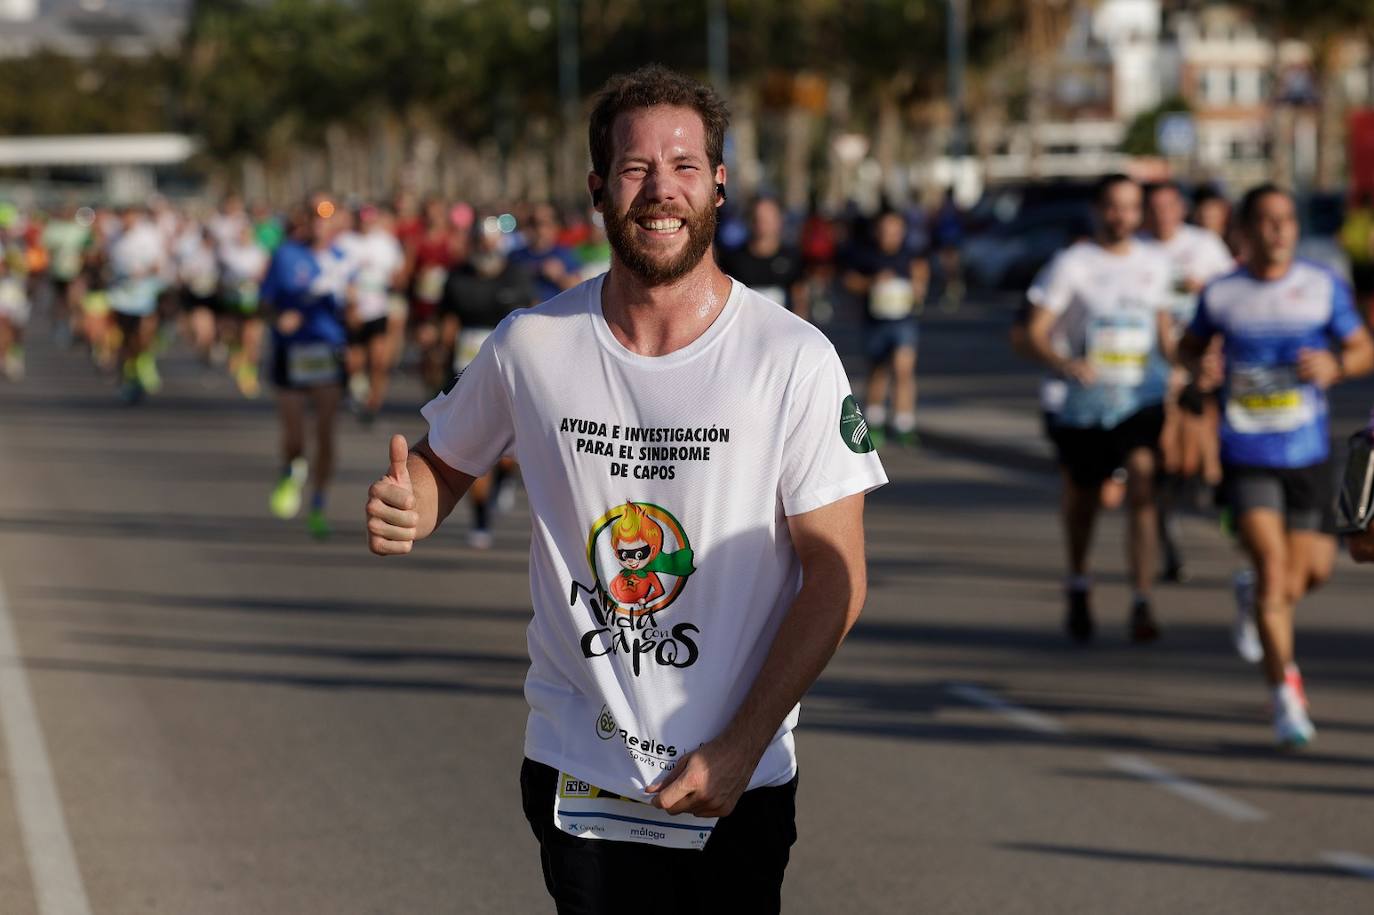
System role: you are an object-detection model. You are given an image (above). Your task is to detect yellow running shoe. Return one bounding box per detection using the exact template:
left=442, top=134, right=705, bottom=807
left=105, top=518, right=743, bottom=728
left=235, top=361, right=260, bottom=399
left=269, top=458, right=308, bottom=520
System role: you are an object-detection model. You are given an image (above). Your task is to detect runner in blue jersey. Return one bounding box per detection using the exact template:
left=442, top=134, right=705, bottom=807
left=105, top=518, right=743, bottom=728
left=261, top=199, right=351, bottom=540
left=1181, top=184, right=1374, bottom=748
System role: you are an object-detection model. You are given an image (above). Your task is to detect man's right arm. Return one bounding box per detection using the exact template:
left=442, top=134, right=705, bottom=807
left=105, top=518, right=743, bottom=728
left=367, top=434, right=475, bottom=555
left=410, top=436, right=475, bottom=539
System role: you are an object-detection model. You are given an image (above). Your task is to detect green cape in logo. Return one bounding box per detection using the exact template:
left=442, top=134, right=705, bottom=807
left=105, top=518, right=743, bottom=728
left=839, top=395, right=876, bottom=453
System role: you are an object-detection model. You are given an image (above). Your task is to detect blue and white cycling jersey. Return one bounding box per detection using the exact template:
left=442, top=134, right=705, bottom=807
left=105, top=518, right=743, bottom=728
left=1189, top=259, right=1362, bottom=469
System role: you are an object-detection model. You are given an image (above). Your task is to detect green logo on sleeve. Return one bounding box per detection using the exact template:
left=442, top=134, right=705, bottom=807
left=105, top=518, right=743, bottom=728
left=840, top=395, right=876, bottom=453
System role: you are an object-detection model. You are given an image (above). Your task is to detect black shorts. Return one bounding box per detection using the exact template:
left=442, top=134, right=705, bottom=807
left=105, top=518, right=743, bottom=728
left=183, top=291, right=218, bottom=314
left=111, top=311, right=149, bottom=339
left=1051, top=404, right=1165, bottom=489
left=271, top=340, right=345, bottom=390
left=1351, top=262, right=1374, bottom=297
left=520, top=758, right=797, bottom=915
left=1223, top=461, right=1337, bottom=533
left=348, top=316, right=388, bottom=345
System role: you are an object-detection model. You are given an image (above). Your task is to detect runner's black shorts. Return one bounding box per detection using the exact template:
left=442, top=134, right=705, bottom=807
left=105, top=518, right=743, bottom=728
left=111, top=311, right=150, bottom=339
left=348, top=316, right=388, bottom=346
left=270, top=339, right=346, bottom=391
left=182, top=290, right=219, bottom=314
left=520, top=757, right=797, bottom=915
left=1050, top=404, right=1165, bottom=489
left=1222, top=461, right=1337, bottom=534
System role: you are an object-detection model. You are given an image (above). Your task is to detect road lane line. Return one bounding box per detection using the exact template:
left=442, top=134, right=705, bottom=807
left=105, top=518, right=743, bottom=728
left=1105, top=753, right=1267, bottom=823
left=0, top=577, right=93, bottom=915
left=1321, top=851, right=1374, bottom=880
left=945, top=682, right=1067, bottom=735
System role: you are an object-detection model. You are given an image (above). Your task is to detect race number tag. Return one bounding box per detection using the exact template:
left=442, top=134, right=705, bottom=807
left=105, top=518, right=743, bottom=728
left=287, top=342, right=339, bottom=387
left=416, top=266, right=447, bottom=304
left=869, top=277, right=915, bottom=320
left=1226, top=364, right=1313, bottom=434
left=553, top=771, right=717, bottom=851
left=233, top=281, right=259, bottom=313
left=1087, top=316, right=1152, bottom=387
left=0, top=278, right=29, bottom=323
left=453, top=327, right=492, bottom=373
left=751, top=285, right=787, bottom=307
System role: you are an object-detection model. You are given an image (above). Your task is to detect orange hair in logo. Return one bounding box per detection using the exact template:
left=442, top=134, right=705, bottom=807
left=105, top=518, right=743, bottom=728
left=611, top=500, right=663, bottom=557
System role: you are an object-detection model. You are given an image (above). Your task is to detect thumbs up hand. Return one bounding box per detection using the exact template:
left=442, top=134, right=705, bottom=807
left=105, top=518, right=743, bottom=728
left=367, top=434, right=418, bottom=555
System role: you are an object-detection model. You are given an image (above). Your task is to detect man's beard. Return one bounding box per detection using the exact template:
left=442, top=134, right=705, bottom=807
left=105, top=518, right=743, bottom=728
left=603, top=196, right=716, bottom=287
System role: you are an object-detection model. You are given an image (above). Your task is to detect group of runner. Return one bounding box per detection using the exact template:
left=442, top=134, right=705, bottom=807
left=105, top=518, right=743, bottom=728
left=1017, top=174, right=1374, bottom=748
left=0, top=193, right=629, bottom=542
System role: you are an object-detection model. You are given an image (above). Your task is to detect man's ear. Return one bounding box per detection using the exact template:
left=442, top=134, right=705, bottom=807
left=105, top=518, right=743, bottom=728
left=714, top=164, right=728, bottom=208
left=588, top=173, right=605, bottom=211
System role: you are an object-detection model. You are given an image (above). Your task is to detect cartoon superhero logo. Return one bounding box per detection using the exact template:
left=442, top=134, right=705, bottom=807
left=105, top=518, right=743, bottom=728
left=571, top=500, right=701, bottom=676
left=586, top=499, right=696, bottom=617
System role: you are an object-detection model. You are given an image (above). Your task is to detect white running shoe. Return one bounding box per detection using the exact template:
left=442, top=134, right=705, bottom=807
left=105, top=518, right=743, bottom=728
left=1232, top=569, right=1263, bottom=664
left=467, top=528, right=493, bottom=550
left=1272, top=683, right=1315, bottom=748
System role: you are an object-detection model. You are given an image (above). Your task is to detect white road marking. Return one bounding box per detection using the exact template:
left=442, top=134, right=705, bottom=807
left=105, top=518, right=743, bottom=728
left=0, top=577, right=92, bottom=915
left=945, top=682, right=1067, bottom=735
left=1105, top=753, right=1268, bottom=823
left=1321, top=851, right=1374, bottom=880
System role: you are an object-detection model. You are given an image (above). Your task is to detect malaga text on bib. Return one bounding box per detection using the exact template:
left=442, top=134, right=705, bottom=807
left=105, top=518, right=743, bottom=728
left=553, top=771, right=717, bottom=851
left=1226, top=363, right=1314, bottom=434
left=1087, top=313, right=1152, bottom=387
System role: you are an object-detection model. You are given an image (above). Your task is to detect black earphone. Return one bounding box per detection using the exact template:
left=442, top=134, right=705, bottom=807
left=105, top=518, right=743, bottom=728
left=716, top=182, right=727, bottom=202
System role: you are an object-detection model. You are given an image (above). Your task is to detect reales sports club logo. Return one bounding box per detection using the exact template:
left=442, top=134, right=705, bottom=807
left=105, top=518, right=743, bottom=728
left=571, top=500, right=700, bottom=677
left=840, top=395, right=876, bottom=453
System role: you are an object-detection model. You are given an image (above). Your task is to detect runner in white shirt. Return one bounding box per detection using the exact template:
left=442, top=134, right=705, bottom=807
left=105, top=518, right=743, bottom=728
left=0, top=236, right=30, bottom=381
left=1025, top=174, right=1175, bottom=644
left=176, top=223, right=221, bottom=363
left=343, top=204, right=405, bottom=423
left=219, top=222, right=270, bottom=398
left=1142, top=181, right=1237, bottom=583
left=366, top=65, right=885, bottom=914
left=108, top=208, right=168, bottom=401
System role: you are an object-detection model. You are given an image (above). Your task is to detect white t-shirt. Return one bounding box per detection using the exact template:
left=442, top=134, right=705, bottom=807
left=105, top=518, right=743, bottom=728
left=1029, top=239, right=1172, bottom=428
left=220, top=238, right=268, bottom=287
left=421, top=275, right=887, bottom=799
left=347, top=229, right=405, bottom=322
left=1143, top=224, right=1235, bottom=324
left=111, top=221, right=166, bottom=281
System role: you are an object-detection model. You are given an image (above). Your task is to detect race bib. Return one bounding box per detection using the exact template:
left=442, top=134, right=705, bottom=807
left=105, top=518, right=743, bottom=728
left=416, top=265, right=447, bottom=304
left=552, top=772, right=717, bottom=851
left=233, top=281, right=259, bottom=313
left=286, top=342, right=339, bottom=387
left=0, top=278, right=29, bottom=322
left=1226, top=364, right=1314, bottom=434
left=752, top=285, right=787, bottom=307
left=1087, top=316, right=1152, bottom=387
left=188, top=270, right=218, bottom=298
left=454, top=327, right=492, bottom=373
left=869, top=277, right=915, bottom=320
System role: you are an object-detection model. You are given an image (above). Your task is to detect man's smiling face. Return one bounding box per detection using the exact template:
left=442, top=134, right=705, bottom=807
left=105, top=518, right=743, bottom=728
left=597, top=105, right=724, bottom=286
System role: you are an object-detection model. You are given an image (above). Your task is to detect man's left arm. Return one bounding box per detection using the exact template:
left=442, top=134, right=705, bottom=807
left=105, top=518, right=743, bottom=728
left=647, top=493, right=867, bottom=816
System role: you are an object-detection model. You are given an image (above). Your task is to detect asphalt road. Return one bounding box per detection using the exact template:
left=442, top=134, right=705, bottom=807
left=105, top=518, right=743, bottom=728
left=2, top=303, right=1373, bottom=914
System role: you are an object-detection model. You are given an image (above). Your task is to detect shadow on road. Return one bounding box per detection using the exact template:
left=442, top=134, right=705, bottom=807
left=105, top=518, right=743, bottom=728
left=999, top=842, right=1364, bottom=880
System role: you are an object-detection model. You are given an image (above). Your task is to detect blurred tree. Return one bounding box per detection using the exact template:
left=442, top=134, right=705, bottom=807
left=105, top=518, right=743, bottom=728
left=0, top=50, right=175, bottom=135
left=1120, top=95, right=1191, bottom=156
